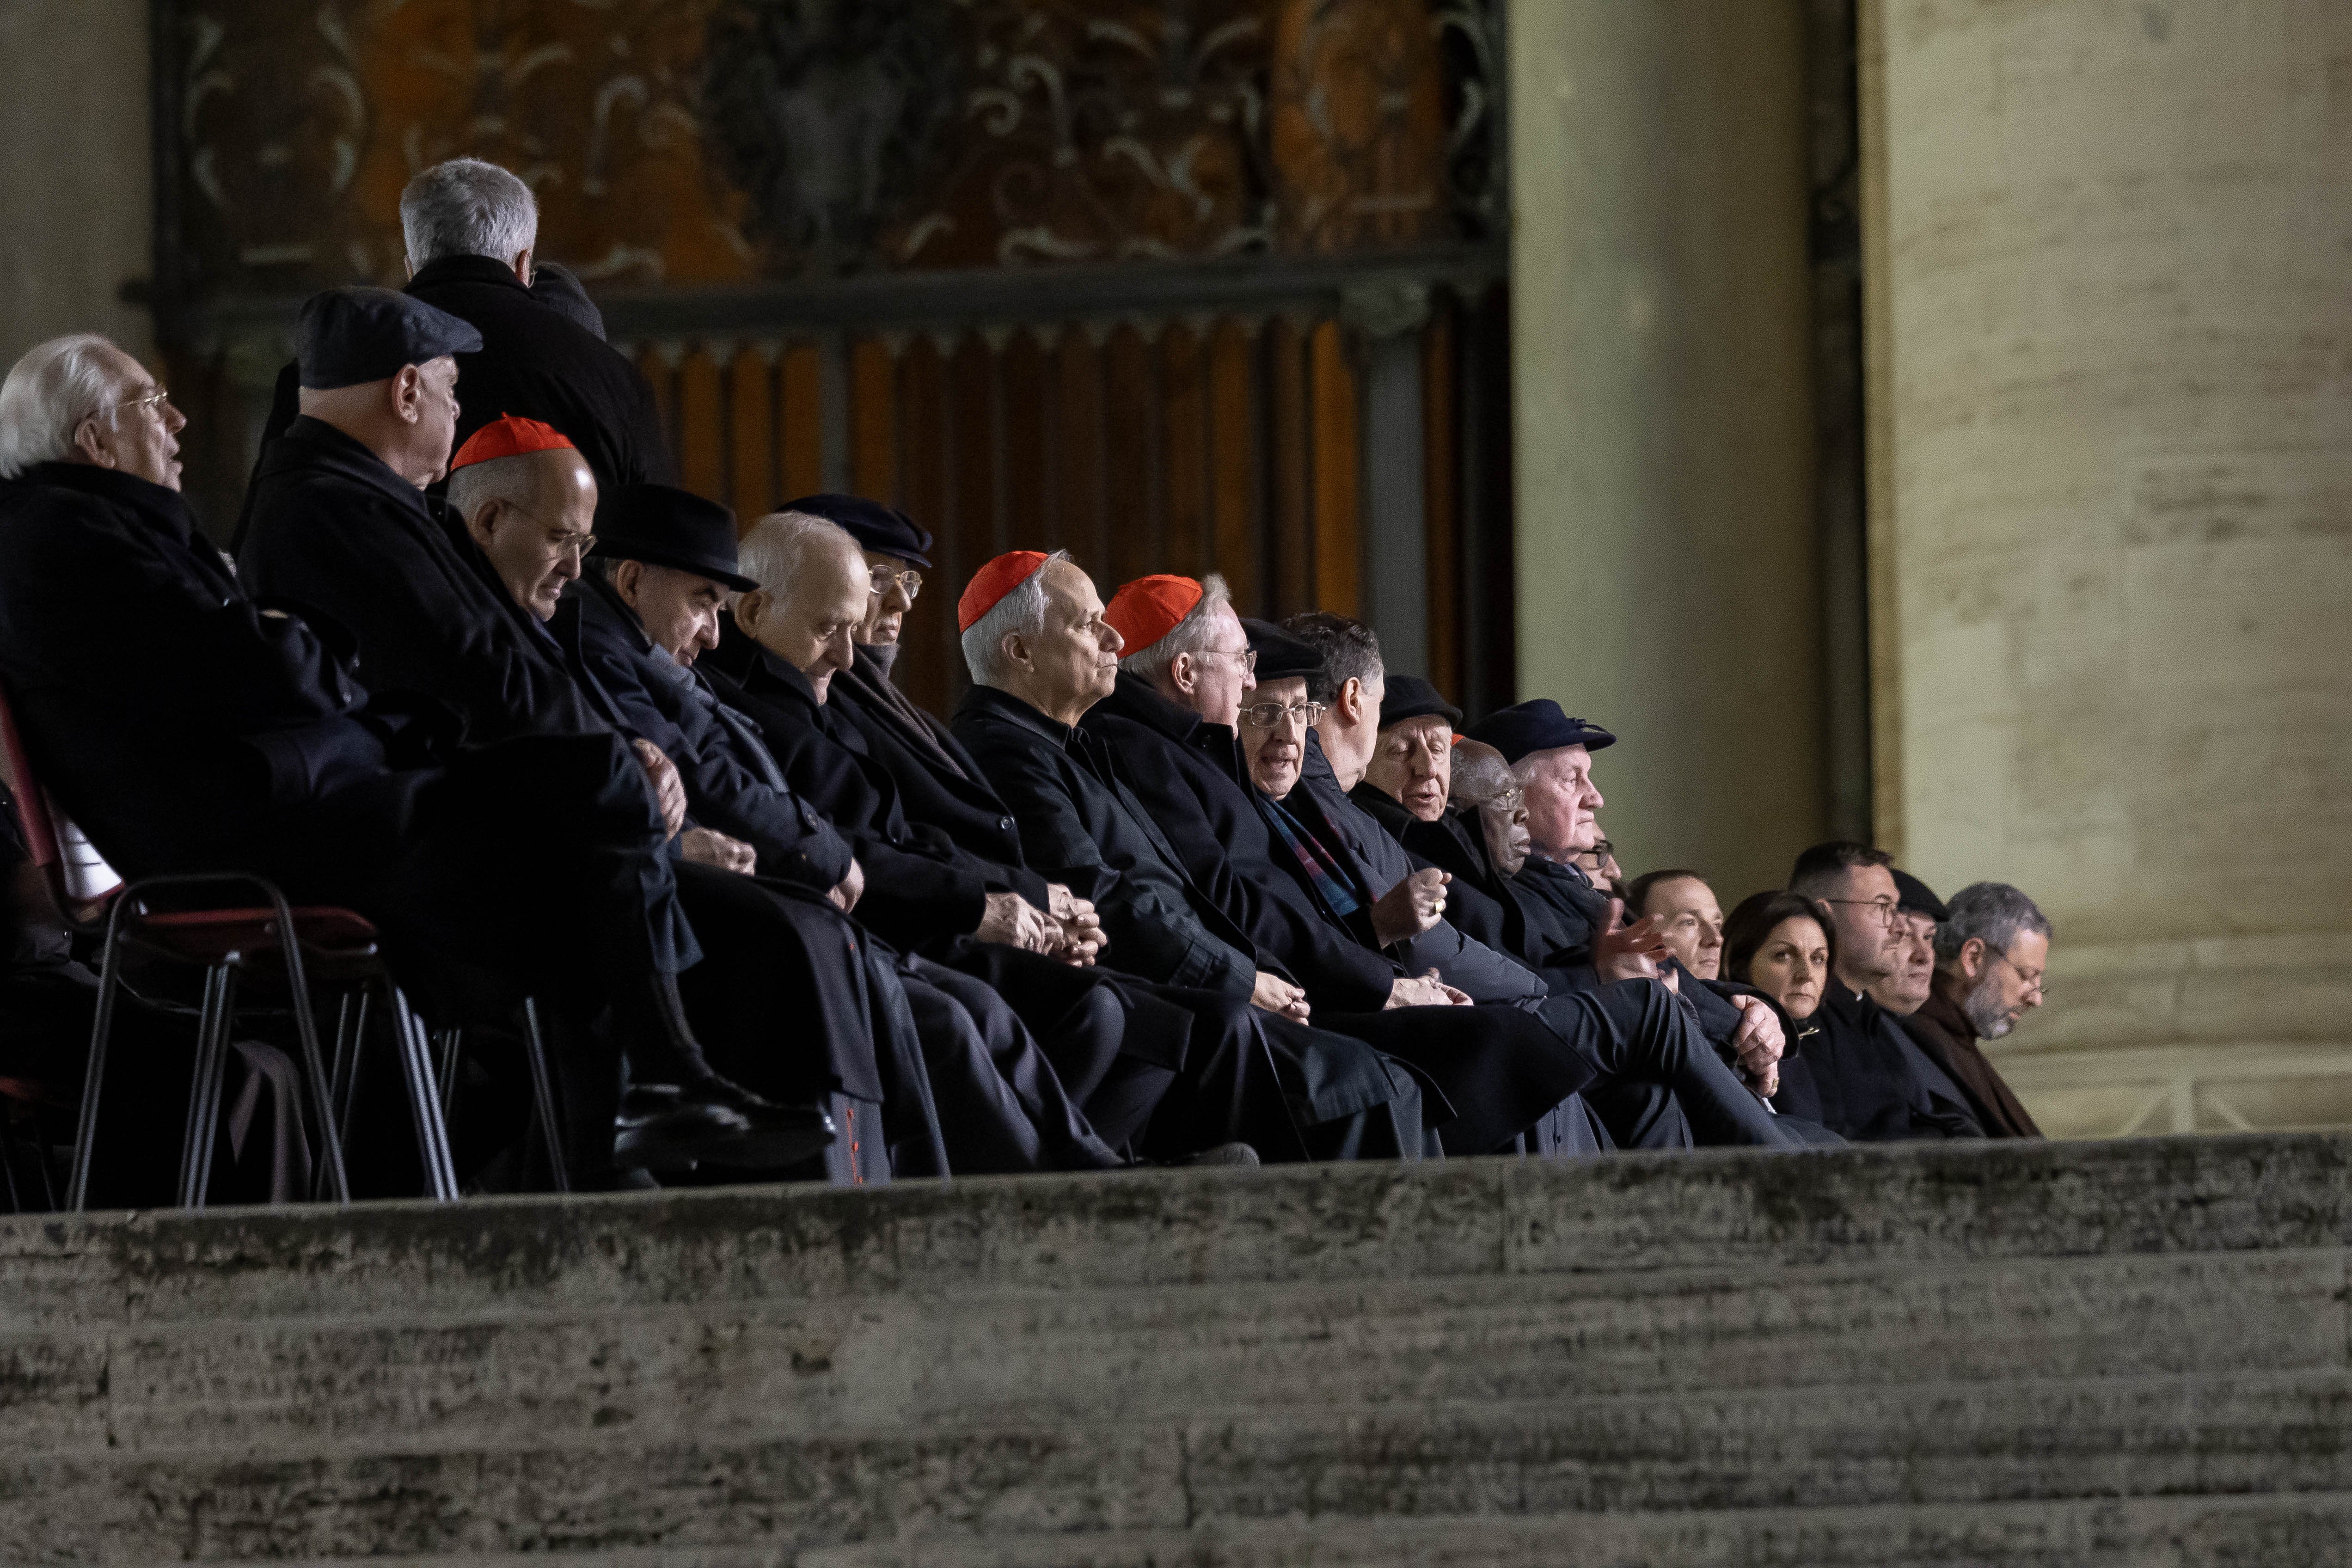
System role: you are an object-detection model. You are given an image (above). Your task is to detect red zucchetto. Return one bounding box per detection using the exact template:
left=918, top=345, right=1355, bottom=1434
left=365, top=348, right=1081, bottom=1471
left=958, top=550, right=1053, bottom=632
left=449, top=414, right=575, bottom=472
left=1102, top=575, right=1205, bottom=655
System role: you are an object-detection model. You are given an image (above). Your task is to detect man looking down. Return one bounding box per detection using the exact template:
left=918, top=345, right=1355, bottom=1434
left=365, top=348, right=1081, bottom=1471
left=1899, top=881, right=2049, bottom=1139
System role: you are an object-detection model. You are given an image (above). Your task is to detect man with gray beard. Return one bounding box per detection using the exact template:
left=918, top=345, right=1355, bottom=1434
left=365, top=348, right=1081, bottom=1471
left=1898, top=882, right=2050, bottom=1138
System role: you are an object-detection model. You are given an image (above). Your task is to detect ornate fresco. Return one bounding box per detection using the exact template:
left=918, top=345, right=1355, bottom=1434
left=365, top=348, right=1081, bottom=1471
left=164, top=0, right=1501, bottom=300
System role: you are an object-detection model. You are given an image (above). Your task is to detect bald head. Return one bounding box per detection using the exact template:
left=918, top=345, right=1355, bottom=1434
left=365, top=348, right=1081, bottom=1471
left=452, top=445, right=597, bottom=619
left=734, top=510, right=871, bottom=703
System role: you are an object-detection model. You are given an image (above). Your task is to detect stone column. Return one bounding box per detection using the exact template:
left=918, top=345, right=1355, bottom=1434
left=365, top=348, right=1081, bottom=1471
left=1507, top=0, right=1825, bottom=903
left=0, top=0, right=151, bottom=366
left=1866, top=0, right=2352, bottom=1133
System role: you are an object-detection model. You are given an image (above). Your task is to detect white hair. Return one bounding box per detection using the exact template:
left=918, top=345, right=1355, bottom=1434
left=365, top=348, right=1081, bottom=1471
left=400, top=158, right=539, bottom=268
left=737, top=508, right=862, bottom=600
left=0, top=334, right=130, bottom=479
left=961, top=551, right=1068, bottom=687
left=1119, top=572, right=1232, bottom=687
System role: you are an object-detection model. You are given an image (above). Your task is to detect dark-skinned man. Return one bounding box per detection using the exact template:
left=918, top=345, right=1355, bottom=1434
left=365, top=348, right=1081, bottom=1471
left=1264, top=613, right=1815, bottom=1152
left=560, top=494, right=1138, bottom=1176
left=1080, top=580, right=1599, bottom=1156
left=0, top=331, right=808, bottom=1191
left=951, top=550, right=1441, bottom=1162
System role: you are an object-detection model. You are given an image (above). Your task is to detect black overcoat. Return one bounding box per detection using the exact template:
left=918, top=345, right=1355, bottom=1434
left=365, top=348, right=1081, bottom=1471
left=560, top=576, right=854, bottom=894
left=1790, top=986, right=1987, bottom=1141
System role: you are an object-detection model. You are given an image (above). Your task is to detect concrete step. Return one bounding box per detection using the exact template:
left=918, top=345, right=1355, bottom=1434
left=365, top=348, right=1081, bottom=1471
left=4, top=1134, right=2349, bottom=1566
left=8, top=1249, right=2344, bottom=1456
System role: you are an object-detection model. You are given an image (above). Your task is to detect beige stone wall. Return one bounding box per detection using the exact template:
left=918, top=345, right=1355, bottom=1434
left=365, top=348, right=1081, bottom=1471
left=1866, top=0, right=2352, bottom=1134
left=0, top=0, right=151, bottom=368
left=1507, top=0, right=1825, bottom=906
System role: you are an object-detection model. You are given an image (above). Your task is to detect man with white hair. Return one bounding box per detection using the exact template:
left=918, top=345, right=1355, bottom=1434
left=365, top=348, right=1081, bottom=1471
left=1899, top=881, right=2049, bottom=1138
left=949, top=550, right=1437, bottom=1162
left=235, top=156, right=670, bottom=548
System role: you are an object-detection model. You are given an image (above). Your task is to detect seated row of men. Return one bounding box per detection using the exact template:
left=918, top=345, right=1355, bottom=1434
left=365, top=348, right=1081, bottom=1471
left=0, top=162, right=2047, bottom=1194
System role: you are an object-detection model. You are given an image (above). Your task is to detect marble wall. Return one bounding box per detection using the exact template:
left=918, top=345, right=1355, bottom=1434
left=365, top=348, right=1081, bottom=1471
left=0, top=0, right=151, bottom=368
left=1865, top=0, right=2352, bottom=1134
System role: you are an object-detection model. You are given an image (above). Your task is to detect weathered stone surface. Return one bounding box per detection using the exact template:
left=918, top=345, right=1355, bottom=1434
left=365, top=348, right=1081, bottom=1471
left=5, top=1137, right=2349, bottom=1564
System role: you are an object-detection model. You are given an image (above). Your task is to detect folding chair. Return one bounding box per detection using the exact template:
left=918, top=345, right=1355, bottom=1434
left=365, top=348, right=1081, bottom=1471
left=0, top=681, right=561, bottom=1207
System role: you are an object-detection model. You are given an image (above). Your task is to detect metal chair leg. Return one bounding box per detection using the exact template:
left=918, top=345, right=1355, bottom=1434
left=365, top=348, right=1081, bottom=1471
left=388, top=987, right=460, bottom=1201
left=67, top=894, right=139, bottom=1211
left=519, top=998, right=568, bottom=1194
left=178, top=964, right=238, bottom=1209
left=258, top=889, right=348, bottom=1204
left=436, top=1027, right=464, bottom=1119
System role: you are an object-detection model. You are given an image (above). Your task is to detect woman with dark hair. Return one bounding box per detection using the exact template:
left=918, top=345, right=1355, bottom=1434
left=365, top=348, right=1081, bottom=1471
left=1723, top=891, right=1837, bottom=1125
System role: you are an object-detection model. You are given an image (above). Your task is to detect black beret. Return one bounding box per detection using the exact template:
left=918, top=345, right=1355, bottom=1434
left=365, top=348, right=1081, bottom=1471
left=778, top=492, right=933, bottom=570
left=296, top=287, right=482, bottom=390
left=1464, top=699, right=1616, bottom=764
left=1378, top=674, right=1461, bottom=731
left=593, top=484, right=757, bottom=593
left=1241, top=618, right=1324, bottom=684
left=1891, top=869, right=1948, bottom=922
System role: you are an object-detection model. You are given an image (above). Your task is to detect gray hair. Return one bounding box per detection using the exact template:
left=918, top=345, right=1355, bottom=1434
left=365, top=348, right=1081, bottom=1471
left=737, top=508, right=862, bottom=600
left=447, top=450, right=538, bottom=521
left=1120, top=572, right=1232, bottom=687
left=0, top=334, right=130, bottom=479
left=1935, top=881, right=2052, bottom=967
left=400, top=158, right=539, bottom=268
left=961, top=550, right=1068, bottom=687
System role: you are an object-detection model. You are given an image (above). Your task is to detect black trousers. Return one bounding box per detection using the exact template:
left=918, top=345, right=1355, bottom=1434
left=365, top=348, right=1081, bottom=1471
left=1549, top=979, right=1815, bottom=1149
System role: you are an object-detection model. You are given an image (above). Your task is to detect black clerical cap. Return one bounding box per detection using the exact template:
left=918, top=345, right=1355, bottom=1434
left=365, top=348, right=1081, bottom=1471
left=594, top=484, right=759, bottom=593
left=779, top=492, right=933, bottom=570
left=1242, top=618, right=1324, bottom=684
left=1378, top=674, right=1462, bottom=730
left=1891, top=869, right=1948, bottom=923
left=295, top=287, right=482, bottom=390
left=1465, top=699, right=1616, bottom=764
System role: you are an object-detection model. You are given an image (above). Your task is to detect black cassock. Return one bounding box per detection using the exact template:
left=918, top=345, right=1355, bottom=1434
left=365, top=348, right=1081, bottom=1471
left=232, top=254, right=674, bottom=550
left=0, top=461, right=722, bottom=1177
left=1079, top=677, right=1592, bottom=1155
left=237, top=430, right=935, bottom=1177
left=954, top=682, right=1438, bottom=1162
left=564, top=580, right=1125, bottom=1175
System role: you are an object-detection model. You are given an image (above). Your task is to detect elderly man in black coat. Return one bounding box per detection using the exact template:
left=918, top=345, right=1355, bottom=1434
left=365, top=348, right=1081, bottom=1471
left=559, top=491, right=1141, bottom=1175
left=0, top=331, right=826, bottom=1188
left=233, top=158, right=670, bottom=552
left=949, top=550, right=1454, bottom=1162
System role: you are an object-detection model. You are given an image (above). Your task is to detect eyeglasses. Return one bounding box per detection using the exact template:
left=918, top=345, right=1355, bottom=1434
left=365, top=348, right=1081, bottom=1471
left=1241, top=699, right=1325, bottom=729
left=544, top=528, right=597, bottom=562
left=1819, top=896, right=1904, bottom=928
left=870, top=567, right=924, bottom=601
left=1193, top=648, right=1258, bottom=674
left=1990, top=946, right=2047, bottom=999
left=1588, top=838, right=1614, bottom=859
left=1466, top=784, right=1525, bottom=813
left=90, top=387, right=171, bottom=424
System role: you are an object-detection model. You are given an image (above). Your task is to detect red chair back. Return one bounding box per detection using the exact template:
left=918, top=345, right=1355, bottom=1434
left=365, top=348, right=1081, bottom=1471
left=0, top=678, right=123, bottom=915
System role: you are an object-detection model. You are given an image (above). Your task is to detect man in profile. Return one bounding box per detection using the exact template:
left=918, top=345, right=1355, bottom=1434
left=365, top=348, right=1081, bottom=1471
left=1900, top=881, right=2050, bottom=1138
